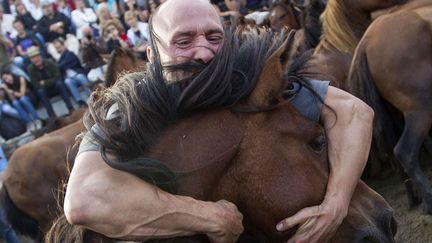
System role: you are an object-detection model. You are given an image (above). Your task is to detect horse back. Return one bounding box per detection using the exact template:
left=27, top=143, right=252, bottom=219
left=361, top=6, right=432, bottom=111
left=2, top=120, right=85, bottom=231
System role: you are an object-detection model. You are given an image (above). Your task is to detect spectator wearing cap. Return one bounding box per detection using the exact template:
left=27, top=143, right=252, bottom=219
left=35, top=0, right=80, bottom=60
left=0, top=69, right=42, bottom=130
left=26, top=46, right=74, bottom=118
left=79, top=25, right=108, bottom=83
left=53, top=38, right=90, bottom=107
left=15, top=2, right=38, bottom=31
left=71, top=0, right=97, bottom=39
left=124, top=10, right=148, bottom=58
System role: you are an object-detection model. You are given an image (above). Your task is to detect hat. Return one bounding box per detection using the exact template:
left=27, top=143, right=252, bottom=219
left=27, top=46, right=41, bottom=58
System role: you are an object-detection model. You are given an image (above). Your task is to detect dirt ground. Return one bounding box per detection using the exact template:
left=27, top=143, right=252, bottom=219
left=367, top=163, right=432, bottom=243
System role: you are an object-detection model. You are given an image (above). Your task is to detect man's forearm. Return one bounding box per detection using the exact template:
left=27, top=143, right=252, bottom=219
left=321, top=87, right=374, bottom=212
left=65, top=151, right=241, bottom=241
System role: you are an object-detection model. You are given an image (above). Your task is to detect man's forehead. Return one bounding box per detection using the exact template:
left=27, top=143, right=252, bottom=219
left=153, top=0, right=221, bottom=38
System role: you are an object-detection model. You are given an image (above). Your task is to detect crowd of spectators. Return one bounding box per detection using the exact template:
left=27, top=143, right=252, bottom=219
left=0, top=0, right=271, bottom=140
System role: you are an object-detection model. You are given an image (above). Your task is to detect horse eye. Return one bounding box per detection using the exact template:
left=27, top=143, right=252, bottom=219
left=308, top=134, right=326, bottom=153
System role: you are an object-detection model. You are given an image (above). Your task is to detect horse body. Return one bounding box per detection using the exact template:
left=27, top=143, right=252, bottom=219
left=2, top=120, right=84, bottom=236
left=348, top=1, right=432, bottom=212
left=297, top=0, right=405, bottom=89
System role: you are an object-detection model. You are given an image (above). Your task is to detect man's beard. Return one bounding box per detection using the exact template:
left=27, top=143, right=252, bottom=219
left=162, top=60, right=208, bottom=85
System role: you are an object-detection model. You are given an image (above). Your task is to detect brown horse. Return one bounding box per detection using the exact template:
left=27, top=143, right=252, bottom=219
left=268, top=0, right=325, bottom=58
left=269, top=0, right=302, bottom=31
left=0, top=47, right=144, bottom=241
left=47, top=30, right=396, bottom=242
left=348, top=0, right=432, bottom=213
left=295, top=0, right=406, bottom=89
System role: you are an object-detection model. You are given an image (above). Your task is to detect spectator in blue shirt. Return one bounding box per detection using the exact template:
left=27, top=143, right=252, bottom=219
left=53, top=38, right=91, bottom=107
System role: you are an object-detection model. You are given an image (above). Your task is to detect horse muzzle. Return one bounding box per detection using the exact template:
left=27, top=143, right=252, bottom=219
left=354, top=208, right=397, bottom=243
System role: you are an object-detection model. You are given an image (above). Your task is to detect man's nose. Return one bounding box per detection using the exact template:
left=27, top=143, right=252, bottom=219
left=192, top=37, right=216, bottom=63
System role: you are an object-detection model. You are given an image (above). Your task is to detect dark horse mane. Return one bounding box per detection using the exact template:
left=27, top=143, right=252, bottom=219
left=86, top=27, right=289, bottom=193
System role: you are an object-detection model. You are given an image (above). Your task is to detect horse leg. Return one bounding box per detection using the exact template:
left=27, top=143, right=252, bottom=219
left=400, top=171, right=422, bottom=208
left=394, top=112, right=432, bottom=213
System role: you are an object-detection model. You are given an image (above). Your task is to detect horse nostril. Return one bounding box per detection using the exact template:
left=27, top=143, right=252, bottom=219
left=379, top=209, right=397, bottom=238
left=356, top=209, right=397, bottom=243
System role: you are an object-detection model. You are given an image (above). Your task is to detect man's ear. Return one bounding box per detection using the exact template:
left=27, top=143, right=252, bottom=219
left=147, top=46, right=153, bottom=63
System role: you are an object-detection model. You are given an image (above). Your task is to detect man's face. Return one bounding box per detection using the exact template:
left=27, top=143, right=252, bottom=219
left=53, top=42, right=66, bottom=54
left=30, top=55, right=43, bottom=66
left=13, top=22, right=25, bottom=33
left=151, top=0, right=224, bottom=66
left=42, top=4, right=54, bottom=16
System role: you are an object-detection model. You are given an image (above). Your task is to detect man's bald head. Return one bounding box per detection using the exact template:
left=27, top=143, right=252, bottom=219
left=147, top=0, right=224, bottom=66
left=151, top=0, right=221, bottom=41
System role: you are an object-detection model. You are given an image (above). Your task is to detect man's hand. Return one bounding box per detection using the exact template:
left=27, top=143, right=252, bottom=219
left=276, top=197, right=347, bottom=243
left=39, top=80, right=45, bottom=86
left=206, top=200, right=244, bottom=243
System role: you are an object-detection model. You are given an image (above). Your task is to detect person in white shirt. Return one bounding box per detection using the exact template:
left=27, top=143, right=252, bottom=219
left=0, top=6, right=17, bottom=38
left=71, top=0, right=98, bottom=39
left=124, top=10, right=149, bottom=55
left=28, top=0, right=44, bottom=20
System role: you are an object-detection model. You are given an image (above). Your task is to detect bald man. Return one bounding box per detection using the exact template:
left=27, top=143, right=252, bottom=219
left=65, top=0, right=374, bottom=242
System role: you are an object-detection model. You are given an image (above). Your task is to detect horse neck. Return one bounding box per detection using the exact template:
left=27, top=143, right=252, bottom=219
left=315, top=0, right=372, bottom=56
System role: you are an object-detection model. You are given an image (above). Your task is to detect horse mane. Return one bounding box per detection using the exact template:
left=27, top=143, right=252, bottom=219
left=86, top=27, right=288, bottom=192
left=314, top=0, right=358, bottom=55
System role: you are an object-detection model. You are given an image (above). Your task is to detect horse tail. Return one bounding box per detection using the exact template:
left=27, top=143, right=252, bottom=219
left=45, top=213, right=116, bottom=243
left=0, top=186, right=41, bottom=239
left=348, top=43, right=399, bottom=175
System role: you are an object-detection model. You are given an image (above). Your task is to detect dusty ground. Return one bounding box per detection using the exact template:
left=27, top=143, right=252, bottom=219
left=367, top=163, right=432, bottom=243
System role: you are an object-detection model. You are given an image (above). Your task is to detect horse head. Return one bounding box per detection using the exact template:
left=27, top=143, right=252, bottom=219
left=269, top=1, right=301, bottom=32
left=105, top=47, right=144, bottom=88
left=147, top=31, right=397, bottom=242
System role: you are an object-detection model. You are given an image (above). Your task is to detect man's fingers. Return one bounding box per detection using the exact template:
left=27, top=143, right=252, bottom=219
left=276, top=206, right=321, bottom=231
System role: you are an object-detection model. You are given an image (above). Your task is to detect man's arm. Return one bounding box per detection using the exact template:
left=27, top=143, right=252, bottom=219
left=65, top=151, right=244, bottom=242
left=276, top=86, right=374, bottom=243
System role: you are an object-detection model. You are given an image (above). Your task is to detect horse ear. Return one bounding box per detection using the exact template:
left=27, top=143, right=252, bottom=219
left=247, top=30, right=297, bottom=106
